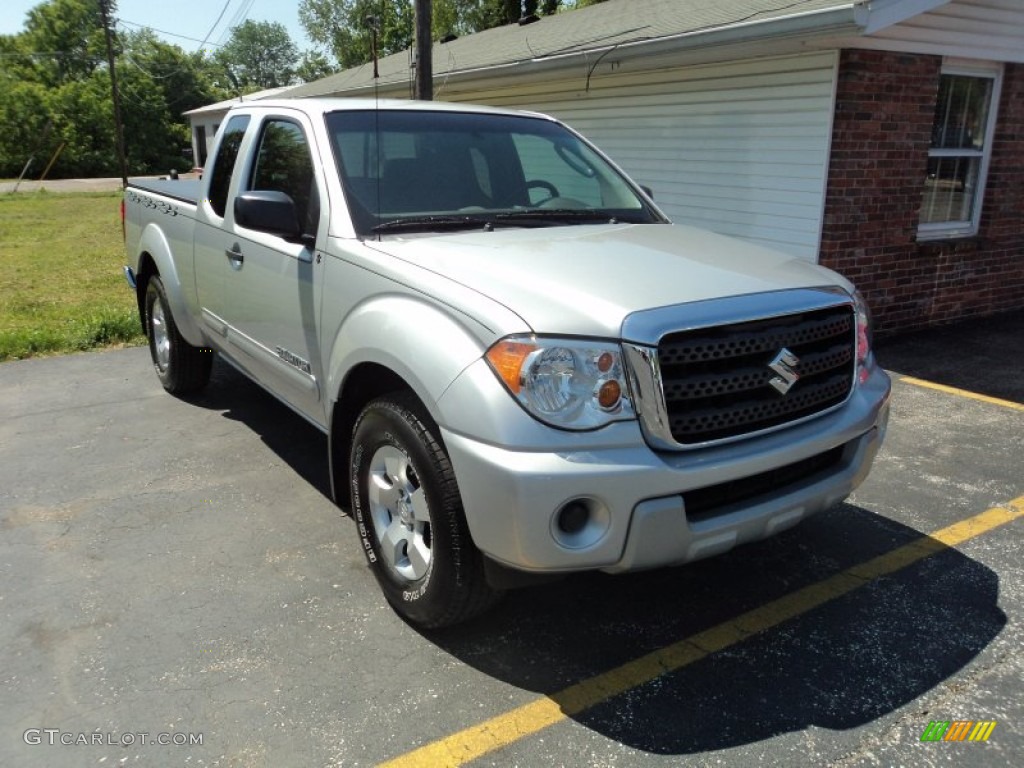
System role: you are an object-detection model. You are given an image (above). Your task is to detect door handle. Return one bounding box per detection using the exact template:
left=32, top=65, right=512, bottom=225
left=225, top=245, right=244, bottom=269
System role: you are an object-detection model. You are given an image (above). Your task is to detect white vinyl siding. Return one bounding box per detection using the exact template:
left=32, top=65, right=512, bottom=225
left=449, top=52, right=838, bottom=261
left=847, top=0, right=1024, bottom=63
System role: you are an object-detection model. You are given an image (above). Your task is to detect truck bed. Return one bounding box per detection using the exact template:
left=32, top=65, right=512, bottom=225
left=128, top=178, right=202, bottom=205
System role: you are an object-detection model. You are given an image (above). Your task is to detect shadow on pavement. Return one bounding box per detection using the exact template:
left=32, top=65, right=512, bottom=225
left=185, top=358, right=332, bottom=501
left=423, top=504, right=1004, bottom=754
left=875, top=308, right=1024, bottom=404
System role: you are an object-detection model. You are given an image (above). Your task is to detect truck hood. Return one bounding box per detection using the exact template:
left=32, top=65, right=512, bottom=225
left=371, top=223, right=850, bottom=338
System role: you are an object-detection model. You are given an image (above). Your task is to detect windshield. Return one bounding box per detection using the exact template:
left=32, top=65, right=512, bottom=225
left=325, top=109, right=662, bottom=237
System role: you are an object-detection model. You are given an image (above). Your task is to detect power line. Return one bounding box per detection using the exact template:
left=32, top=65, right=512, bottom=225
left=197, top=0, right=235, bottom=52
left=0, top=51, right=104, bottom=59
left=215, top=0, right=257, bottom=47
left=118, top=19, right=225, bottom=48
left=124, top=52, right=186, bottom=80
left=226, top=0, right=257, bottom=32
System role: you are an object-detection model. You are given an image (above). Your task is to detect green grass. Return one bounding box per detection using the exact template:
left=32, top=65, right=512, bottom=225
left=0, top=190, right=145, bottom=361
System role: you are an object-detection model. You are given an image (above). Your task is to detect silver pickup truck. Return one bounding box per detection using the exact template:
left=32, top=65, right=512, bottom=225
left=124, top=98, right=890, bottom=627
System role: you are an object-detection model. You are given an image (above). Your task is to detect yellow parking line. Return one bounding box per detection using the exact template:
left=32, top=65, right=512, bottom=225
left=900, top=376, right=1024, bottom=412
left=380, top=495, right=1024, bottom=768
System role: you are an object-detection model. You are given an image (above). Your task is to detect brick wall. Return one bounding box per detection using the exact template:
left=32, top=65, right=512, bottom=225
left=820, top=50, right=1024, bottom=333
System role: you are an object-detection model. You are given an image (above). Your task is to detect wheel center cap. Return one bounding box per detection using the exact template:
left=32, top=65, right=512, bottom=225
left=398, top=495, right=415, bottom=526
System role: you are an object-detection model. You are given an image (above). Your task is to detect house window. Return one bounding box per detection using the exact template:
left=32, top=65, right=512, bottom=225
left=919, top=61, right=1002, bottom=239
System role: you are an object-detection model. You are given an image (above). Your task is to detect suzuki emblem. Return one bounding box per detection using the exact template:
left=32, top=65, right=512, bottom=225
left=768, top=348, right=800, bottom=395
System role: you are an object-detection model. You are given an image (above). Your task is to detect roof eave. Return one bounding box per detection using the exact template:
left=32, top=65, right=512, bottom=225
left=853, top=0, right=950, bottom=35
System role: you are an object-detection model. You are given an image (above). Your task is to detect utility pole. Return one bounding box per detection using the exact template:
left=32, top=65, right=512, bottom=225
left=98, top=0, right=128, bottom=187
left=414, top=0, right=433, bottom=100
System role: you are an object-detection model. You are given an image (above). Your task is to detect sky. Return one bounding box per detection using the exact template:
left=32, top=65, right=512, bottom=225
left=0, top=0, right=316, bottom=53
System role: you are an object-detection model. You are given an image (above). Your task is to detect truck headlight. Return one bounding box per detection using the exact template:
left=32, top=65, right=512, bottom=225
left=485, top=336, right=635, bottom=430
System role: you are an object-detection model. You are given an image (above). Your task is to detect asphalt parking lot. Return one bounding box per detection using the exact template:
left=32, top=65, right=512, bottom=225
left=1, top=312, right=1022, bottom=768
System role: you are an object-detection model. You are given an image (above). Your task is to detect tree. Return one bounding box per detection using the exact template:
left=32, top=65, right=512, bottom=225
left=0, top=0, right=113, bottom=177
left=0, top=77, right=53, bottom=176
left=459, top=0, right=573, bottom=32
left=296, top=50, right=337, bottom=83
left=19, top=0, right=108, bottom=86
left=214, top=20, right=299, bottom=91
left=432, top=0, right=460, bottom=40
left=463, top=0, right=522, bottom=30
left=0, top=0, right=221, bottom=178
left=300, top=0, right=414, bottom=70
left=44, top=51, right=193, bottom=176
left=120, top=29, right=224, bottom=116
left=47, top=72, right=119, bottom=176
left=117, top=30, right=224, bottom=171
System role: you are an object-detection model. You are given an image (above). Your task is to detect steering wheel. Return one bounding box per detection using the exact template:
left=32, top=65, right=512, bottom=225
left=526, top=179, right=559, bottom=205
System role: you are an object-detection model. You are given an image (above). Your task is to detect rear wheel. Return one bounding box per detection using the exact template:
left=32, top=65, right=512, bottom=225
left=144, top=275, right=212, bottom=395
left=350, top=393, right=500, bottom=628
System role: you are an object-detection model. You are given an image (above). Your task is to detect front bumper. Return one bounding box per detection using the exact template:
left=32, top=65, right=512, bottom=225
left=440, top=361, right=891, bottom=574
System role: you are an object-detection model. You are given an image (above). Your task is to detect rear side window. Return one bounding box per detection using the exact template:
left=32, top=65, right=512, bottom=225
left=249, top=119, right=319, bottom=236
left=207, top=115, right=250, bottom=218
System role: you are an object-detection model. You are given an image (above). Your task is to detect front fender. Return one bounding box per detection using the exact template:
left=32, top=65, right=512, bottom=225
left=136, top=222, right=204, bottom=346
left=325, top=294, right=497, bottom=428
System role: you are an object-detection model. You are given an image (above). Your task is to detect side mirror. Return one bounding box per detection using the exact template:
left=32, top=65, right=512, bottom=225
left=234, top=190, right=302, bottom=240
left=640, top=185, right=654, bottom=200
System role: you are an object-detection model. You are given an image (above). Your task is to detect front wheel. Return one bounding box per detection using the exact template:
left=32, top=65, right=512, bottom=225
left=144, top=275, right=212, bottom=395
left=350, top=393, right=500, bottom=628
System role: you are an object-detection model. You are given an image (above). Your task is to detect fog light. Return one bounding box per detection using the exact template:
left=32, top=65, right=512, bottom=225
left=557, top=500, right=590, bottom=534
left=550, top=497, right=611, bottom=550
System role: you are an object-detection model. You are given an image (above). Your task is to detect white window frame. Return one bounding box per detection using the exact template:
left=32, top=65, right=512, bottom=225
left=918, top=59, right=1002, bottom=241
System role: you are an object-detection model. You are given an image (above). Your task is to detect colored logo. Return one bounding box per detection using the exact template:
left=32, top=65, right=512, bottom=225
left=920, top=720, right=997, bottom=742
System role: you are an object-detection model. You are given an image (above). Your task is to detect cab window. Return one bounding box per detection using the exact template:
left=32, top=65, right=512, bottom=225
left=207, top=115, right=250, bottom=218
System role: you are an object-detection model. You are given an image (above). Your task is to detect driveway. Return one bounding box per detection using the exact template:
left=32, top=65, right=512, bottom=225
left=1, top=316, right=1022, bottom=767
left=0, top=174, right=200, bottom=194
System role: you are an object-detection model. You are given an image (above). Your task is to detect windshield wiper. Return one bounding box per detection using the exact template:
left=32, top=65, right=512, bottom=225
left=493, top=210, right=644, bottom=226
left=370, top=210, right=649, bottom=234
left=371, top=215, right=490, bottom=234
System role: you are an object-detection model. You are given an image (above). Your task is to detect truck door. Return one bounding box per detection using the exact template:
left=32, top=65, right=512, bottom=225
left=195, top=112, right=326, bottom=424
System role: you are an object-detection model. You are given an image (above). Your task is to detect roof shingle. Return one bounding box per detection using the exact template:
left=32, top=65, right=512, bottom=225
left=285, top=0, right=857, bottom=98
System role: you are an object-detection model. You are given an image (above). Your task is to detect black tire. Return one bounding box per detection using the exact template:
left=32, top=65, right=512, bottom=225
left=350, top=393, right=500, bottom=628
left=144, top=275, right=213, bottom=395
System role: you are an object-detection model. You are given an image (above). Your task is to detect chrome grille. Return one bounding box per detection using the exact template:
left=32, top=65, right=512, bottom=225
left=657, top=306, right=855, bottom=445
